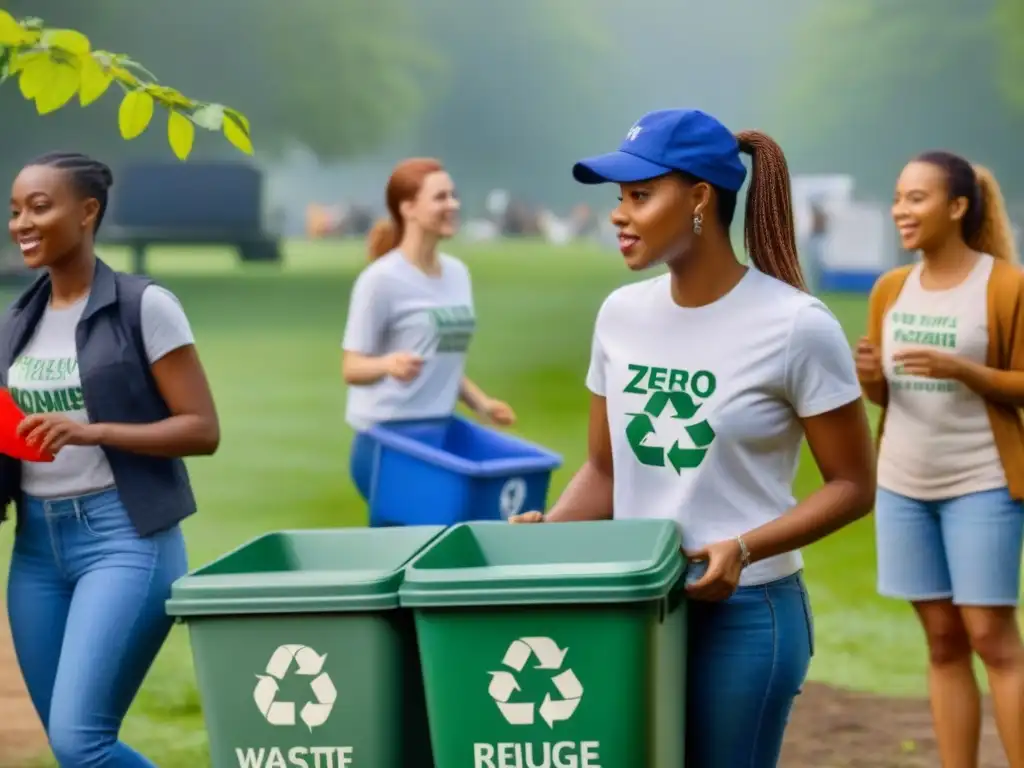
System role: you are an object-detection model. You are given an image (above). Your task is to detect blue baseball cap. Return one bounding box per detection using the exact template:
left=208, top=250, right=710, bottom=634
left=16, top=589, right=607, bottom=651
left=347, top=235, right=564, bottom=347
left=572, top=109, right=747, bottom=192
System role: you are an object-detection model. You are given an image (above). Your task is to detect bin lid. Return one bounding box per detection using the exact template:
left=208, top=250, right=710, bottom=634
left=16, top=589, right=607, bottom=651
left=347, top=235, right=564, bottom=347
left=166, top=526, right=446, bottom=618
left=398, top=519, right=683, bottom=608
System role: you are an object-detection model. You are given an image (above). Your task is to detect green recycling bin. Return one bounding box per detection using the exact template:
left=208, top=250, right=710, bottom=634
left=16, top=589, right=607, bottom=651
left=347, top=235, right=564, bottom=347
left=399, top=519, right=687, bottom=768
left=165, top=525, right=445, bottom=768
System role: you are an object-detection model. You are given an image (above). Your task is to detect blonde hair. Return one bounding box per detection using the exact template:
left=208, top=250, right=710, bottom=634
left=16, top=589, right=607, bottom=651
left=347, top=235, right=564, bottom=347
left=970, top=164, right=1019, bottom=264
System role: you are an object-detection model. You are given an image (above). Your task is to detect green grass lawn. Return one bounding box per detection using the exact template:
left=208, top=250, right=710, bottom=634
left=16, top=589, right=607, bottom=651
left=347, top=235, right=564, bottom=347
left=0, top=238, right=1008, bottom=766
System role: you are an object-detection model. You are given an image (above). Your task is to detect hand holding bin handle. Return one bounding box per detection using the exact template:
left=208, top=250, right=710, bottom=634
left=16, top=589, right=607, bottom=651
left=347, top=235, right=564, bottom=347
left=0, top=389, right=54, bottom=463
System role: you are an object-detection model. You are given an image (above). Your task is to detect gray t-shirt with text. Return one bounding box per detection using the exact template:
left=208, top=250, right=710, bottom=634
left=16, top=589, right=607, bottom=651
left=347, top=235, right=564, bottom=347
left=342, top=250, right=476, bottom=430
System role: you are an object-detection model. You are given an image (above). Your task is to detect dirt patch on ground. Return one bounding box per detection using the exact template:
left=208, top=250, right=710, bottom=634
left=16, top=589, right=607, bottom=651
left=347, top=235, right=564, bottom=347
left=0, top=615, right=1008, bottom=767
left=782, top=681, right=1006, bottom=767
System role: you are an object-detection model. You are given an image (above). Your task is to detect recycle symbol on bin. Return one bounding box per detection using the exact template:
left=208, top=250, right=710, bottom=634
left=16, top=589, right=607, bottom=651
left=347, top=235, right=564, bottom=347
left=487, top=636, right=583, bottom=728
left=499, top=477, right=527, bottom=519
left=253, top=644, right=337, bottom=731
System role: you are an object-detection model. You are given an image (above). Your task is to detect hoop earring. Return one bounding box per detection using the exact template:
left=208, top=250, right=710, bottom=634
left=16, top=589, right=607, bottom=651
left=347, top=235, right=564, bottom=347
left=693, top=213, right=703, bottom=235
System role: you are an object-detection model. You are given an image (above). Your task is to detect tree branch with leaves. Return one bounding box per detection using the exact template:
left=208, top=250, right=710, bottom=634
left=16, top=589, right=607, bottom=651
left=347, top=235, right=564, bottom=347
left=0, top=12, right=252, bottom=160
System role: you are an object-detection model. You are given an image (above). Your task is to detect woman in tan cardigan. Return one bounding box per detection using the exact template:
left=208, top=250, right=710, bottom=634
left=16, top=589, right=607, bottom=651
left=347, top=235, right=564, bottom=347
left=857, top=151, right=1024, bottom=768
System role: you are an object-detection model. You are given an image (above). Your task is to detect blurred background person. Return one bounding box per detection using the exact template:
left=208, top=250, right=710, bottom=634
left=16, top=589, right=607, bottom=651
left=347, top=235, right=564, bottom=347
left=340, top=158, right=515, bottom=501
left=859, top=153, right=1024, bottom=768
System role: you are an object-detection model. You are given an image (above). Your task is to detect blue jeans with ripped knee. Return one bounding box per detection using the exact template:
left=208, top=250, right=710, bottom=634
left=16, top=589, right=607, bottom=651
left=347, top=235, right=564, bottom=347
left=686, top=571, right=814, bottom=767
left=7, top=488, right=188, bottom=767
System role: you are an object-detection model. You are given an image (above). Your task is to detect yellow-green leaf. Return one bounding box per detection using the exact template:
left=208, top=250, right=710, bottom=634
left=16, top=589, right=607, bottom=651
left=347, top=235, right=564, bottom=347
left=78, top=54, right=112, bottom=106
left=9, top=50, right=45, bottom=75
left=42, top=28, right=90, bottom=55
left=0, top=10, right=37, bottom=46
left=18, top=55, right=55, bottom=100
left=34, top=62, right=80, bottom=114
left=223, top=113, right=254, bottom=155
left=224, top=108, right=250, bottom=133
left=167, top=111, right=195, bottom=161
left=118, top=89, right=154, bottom=140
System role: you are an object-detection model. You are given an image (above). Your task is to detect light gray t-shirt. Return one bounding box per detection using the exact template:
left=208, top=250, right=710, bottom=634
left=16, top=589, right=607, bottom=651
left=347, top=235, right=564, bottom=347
left=7, top=285, right=196, bottom=498
left=342, top=250, right=476, bottom=431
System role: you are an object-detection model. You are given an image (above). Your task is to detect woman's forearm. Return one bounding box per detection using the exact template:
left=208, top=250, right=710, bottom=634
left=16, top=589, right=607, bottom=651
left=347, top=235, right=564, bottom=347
left=860, top=380, right=887, bottom=407
left=91, top=415, right=220, bottom=458
left=955, top=359, right=1024, bottom=408
left=342, top=353, right=390, bottom=385
left=459, top=377, right=490, bottom=413
left=741, top=478, right=873, bottom=564
left=544, top=460, right=614, bottom=522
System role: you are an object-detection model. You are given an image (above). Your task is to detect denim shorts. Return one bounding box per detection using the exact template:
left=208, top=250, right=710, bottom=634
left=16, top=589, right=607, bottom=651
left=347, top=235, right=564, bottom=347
left=875, top=486, right=1024, bottom=606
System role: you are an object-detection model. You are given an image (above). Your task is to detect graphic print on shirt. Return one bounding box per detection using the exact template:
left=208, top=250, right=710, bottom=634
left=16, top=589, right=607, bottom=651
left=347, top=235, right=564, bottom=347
left=9, top=356, right=84, bottom=414
left=428, top=305, right=476, bottom=354
left=622, top=363, right=717, bottom=472
left=888, top=311, right=958, bottom=394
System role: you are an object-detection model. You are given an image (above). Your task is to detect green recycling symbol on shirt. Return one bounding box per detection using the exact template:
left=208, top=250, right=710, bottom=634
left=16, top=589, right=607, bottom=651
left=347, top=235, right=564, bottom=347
left=623, top=366, right=717, bottom=473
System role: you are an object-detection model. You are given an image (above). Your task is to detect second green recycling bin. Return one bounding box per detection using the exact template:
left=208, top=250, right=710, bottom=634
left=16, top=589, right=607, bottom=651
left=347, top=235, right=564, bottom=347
left=399, top=519, right=688, bottom=768
left=165, top=525, right=444, bottom=768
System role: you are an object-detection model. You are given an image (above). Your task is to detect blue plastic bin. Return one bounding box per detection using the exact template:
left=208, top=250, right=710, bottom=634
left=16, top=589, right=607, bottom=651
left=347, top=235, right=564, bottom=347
left=364, top=415, right=562, bottom=527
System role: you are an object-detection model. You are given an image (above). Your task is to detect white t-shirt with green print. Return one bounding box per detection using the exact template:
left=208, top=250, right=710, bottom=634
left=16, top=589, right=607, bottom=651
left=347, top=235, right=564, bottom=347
left=586, top=267, right=862, bottom=587
left=8, top=285, right=195, bottom=499
left=342, top=249, right=476, bottom=431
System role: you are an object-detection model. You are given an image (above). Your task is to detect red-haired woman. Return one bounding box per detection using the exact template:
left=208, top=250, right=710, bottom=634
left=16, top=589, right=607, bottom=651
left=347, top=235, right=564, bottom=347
left=341, top=158, right=515, bottom=500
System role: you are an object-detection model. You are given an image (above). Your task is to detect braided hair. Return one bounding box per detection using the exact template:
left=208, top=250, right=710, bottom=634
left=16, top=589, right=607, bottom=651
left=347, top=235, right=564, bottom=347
left=681, top=131, right=807, bottom=291
left=735, top=131, right=806, bottom=291
left=915, top=151, right=1018, bottom=264
left=28, top=151, right=114, bottom=234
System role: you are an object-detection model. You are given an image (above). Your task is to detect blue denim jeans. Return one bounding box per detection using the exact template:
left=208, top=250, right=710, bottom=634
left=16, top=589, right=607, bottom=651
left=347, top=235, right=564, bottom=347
left=7, top=488, right=188, bottom=767
left=349, top=431, right=375, bottom=501
left=686, top=571, right=814, bottom=767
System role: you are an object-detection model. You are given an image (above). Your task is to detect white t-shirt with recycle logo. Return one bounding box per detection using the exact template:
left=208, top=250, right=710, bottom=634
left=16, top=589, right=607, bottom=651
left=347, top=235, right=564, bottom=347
left=586, top=268, right=862, bottom=587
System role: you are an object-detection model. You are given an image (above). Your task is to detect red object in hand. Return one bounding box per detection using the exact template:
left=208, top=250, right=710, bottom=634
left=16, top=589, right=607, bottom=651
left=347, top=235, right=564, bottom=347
left=0, top=389, right=54, bottom=462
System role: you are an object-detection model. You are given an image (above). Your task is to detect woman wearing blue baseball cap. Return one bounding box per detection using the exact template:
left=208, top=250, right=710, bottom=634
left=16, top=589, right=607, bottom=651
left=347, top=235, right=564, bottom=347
left=510, top=109, right=876, bottom=766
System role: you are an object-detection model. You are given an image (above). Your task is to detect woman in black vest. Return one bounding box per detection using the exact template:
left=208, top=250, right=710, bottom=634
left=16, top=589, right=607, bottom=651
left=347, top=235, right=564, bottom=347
left=2, top=153, right=220, bottom=766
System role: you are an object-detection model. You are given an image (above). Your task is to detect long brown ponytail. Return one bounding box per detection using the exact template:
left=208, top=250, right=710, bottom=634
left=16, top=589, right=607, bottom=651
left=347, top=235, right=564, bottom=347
left=734, top=130, right=807, bottom=292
